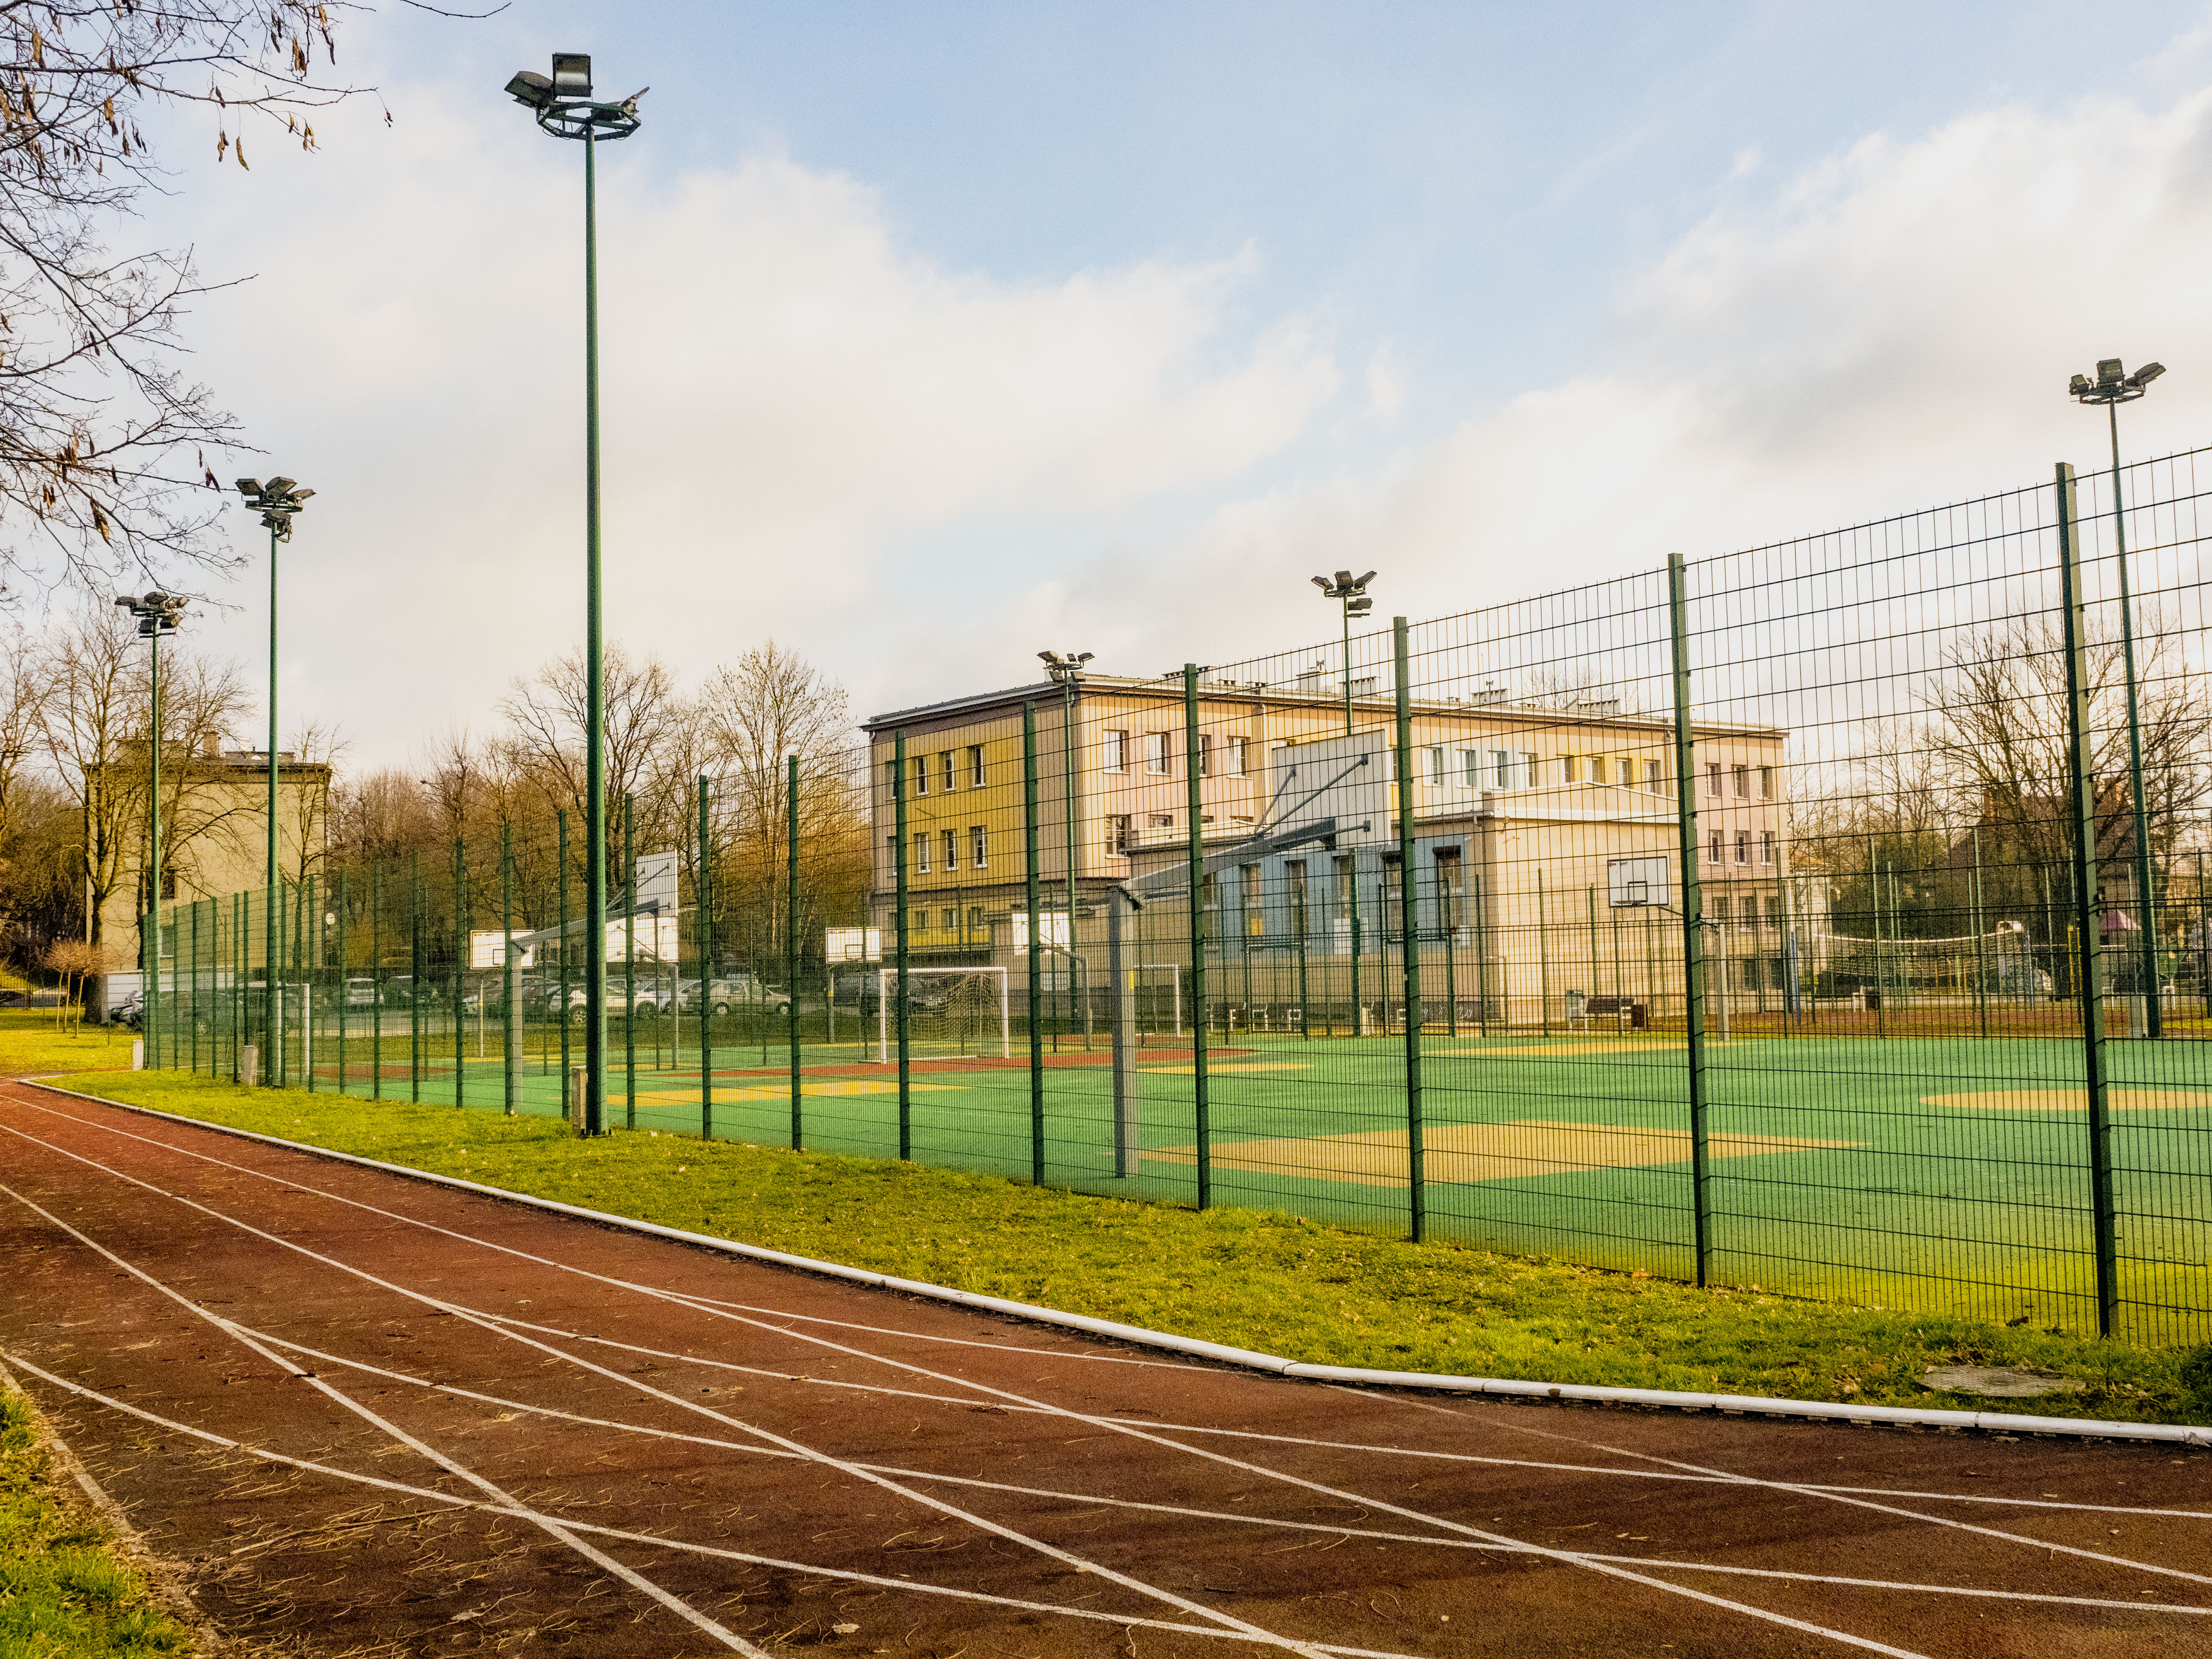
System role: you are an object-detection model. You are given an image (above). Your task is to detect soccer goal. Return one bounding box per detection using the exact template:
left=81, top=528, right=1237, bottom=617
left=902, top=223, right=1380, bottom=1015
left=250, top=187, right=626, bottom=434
left=874, top=966, right=1010, bottom=1062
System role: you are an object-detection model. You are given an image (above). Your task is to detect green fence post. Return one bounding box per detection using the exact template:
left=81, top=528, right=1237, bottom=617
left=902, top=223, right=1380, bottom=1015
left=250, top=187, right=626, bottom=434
left=1666, top=552, right=1714, bottom=1288
left=2200, top=850, right=2209, bottom=1020
left=625, top=794, right=637, bottom=1131
left=275, top=876, right=288, bottom=1086
left=1392, top=618, right=1426, bottom=1244
left=335, top=869, right=348, bottom=1093
left=410, top=850, right=423, bottom=1103
left=451, top=840, right=466, bottom=1109
left=2057, top=460, right=2120, bottom=1335
left=786, top=757, right=802, bottom=1151
left=372, top=863, right=384, bottom=1100
left=189, top=900, right=200, bottom=1076
left=1025, top=701, right=1045, bottom=1184
left=559, top=809, right=572, bottom=1093
left=503, top=823, right=516, bottom=1117
left=699, top=774, right=715, bottom=1143
left=1971, top=827, right=1989, bottom=1040
left=304, top=876, right=318, bottom=1092
left=233, top=890, right=244, bottom=1083
left=894, top=731, right=911, bottom=1158
left=1538, top=868, right=1551, bottom=1035
left=1183, top=664, right=1210, bottom=1210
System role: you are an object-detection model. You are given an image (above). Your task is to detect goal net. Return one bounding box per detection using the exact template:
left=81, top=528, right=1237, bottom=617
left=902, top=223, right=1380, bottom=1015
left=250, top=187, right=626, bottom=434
left=873, top=967, right=1010, bottom=1061
left=1802, top=926, right=2043, bottom=999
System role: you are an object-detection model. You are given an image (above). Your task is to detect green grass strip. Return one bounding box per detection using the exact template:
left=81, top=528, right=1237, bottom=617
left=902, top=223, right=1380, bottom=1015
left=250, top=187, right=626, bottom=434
left=34, top=1061, right=2211, bottom=1429
left=0, top=1377, right=193, bottom=1657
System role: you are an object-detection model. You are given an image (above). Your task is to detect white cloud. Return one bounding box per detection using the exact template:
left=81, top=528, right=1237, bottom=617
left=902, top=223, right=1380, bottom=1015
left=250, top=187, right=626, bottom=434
left=147, top=83, right=1336, bottom=764
left=1087, top=81, right=2212, bottom=670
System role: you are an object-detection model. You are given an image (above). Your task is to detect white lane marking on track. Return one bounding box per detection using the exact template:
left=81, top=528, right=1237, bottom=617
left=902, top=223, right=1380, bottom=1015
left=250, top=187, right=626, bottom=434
left=235, top=1328, right=2210, bottom=1616
left=0, top=1348, right=1422, bottom=1659
left=0, top=1123, right=1339, bottom=1659
left=1336, top=1385, right=2212, bottom=1588
left=0, top=1182, right=769, bottom=1658
left=0, top=1109, right=1937, bottom=1659
left=17, top=1091, right=2199, bottom=1525
left=655, top=1289, right=1210, bottom=1369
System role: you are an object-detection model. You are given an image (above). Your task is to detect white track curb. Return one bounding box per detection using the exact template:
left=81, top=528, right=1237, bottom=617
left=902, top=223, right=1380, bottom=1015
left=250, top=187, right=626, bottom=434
left=21, top=1076, right=2211, bottom=1448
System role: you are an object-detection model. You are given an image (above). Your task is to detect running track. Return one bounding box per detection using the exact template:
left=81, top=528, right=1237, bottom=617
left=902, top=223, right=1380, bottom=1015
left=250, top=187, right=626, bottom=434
left=0, top=1078, right=2207, bottom=1658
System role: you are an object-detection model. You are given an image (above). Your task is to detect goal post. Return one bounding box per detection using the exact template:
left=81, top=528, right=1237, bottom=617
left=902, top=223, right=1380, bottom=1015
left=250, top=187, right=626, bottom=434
left=874, top=966, right=1010, bottom=1062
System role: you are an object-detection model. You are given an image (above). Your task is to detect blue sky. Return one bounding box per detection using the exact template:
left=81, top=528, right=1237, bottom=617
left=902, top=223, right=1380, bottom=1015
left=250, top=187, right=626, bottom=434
left=99, top=1, right=2212, bottom=764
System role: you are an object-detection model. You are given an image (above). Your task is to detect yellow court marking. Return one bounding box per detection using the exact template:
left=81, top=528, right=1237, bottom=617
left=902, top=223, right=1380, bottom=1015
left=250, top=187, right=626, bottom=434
left=632, top=1080, right=962, bottom=1106
left=1138, top=1063, right=1313, bottom=1076
left=1431, top=1040, right=1761, bottom=1058
left=1144, top=1118, right=1858, bottom=1190
left=1922, top=1088, right=2212, bottom=1112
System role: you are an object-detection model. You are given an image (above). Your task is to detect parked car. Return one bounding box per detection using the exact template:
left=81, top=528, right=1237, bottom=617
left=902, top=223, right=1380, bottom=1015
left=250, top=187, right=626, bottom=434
left=110, top=990, right=145, bottom=1029
left=565, top=982, right=677, bottom=1025
left=831, top=970, right=948, bottom=1014
left=681, top=974, right=792, bottom=1017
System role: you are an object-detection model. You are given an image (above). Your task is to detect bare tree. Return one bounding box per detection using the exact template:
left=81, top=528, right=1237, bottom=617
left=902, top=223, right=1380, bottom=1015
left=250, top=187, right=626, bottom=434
left=0, top=623, right=42, bottom=934
left=0, top=3, right=381, bottom=596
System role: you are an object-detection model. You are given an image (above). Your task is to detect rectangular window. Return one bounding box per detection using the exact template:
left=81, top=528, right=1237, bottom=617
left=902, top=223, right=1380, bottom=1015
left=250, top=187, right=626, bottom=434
left=1287, top=859, right=1309, bottom=935
left=1331, top=853, right=1355, bottom=928
left=1427, top=745, right=1447, bottom=784
left=1102, top=730, right=1128, bottom=773
left=1617, top=759, right=1633, bottom=787
left=940, top=751, right=956, bottom=792
left=885, top=834, right=896, bottom=879
left=1520, top=751, right=1539, bottom=787
left=1106, top=815, right=1132, bottom=856
left=1434, top=846, right=1464, bottom=931
left=1706, top=762, right=1722, bottom=797
left=1735, top=830, right=1751, bottom=864
left=913, top=755, right=930, bottom=796
left=971, top=825, right=988, bottom=868
left=885, top=759, right=899, bottom=790
left=1645, top=760, right=1664, bottom=792
left=942, top=827, right=958, bottom=871
left=1196, top=733, right=1212, bottom=777
left=1732, top=764, right=1749, bottom=798
left=1758, top=765, right=1773, bottom=799
left=1761, top=830, right=1776, bottom=865
left=1712, top=896, right=1732, bottom=921
left=968, top=745, right=985, bottom=787
left=1563, top=754, right=1583, bottom=783
left=1482, top=749, right=1505, bottom=787
left=941, top=907, right=956, bottom=932
left=1708, top=830, right=1723, bottom=863
left=1227, top=736, right=1248, bottom=777
left=1144, top=732, right=1169, bottom=774
left=1241, top=864, right=1264, bottom=937
left=914, top=832, right=930, bottom=873
left=1764, top=896, right=1782, bottom=928
left=968, top=905, right=985, bottom=932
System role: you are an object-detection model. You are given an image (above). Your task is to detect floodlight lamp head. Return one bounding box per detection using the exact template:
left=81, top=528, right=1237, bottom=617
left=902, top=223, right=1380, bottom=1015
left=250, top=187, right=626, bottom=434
left=504, top=69, right=553, bottom=108
left=2129, top=361, right=2166, bottom=388
left=1347, top=596, right=1374, bottom=614
left=1074, top=652, right=1094, bottom=665
left=1333, top=569, right=1355, bottom=587
left=1310, top=575, right=1331, bottom=592
left=1038, top=650, right=1062, bottom=666
left=1353, top=570, right=1377, bottom=589
left=2069, top=373, right=2092, bottom=396
left=113, top=594, right=134, bottom=609
left=550, top=53, right=591, bottom=97
left=234, top=477, right=262, bottom=498
left=289, top=487, right=315, bottom=503
left=264, top=476, right=295, bottom=495
left=2096, top=357, right=2126, bottom=385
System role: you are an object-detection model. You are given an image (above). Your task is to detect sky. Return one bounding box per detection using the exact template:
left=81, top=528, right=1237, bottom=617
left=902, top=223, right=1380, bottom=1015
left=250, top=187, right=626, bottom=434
left=69, top=0, right=2212, bottom=769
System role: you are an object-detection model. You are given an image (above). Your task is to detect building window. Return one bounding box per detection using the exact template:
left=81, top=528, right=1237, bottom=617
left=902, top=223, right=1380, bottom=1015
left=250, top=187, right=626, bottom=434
left=1107, top=815, right=1132, bottom=856
left=968, top=745, right=985, bottom=786
left=1735, top=830, right=1751, bottom=864
left=913, top=756, right=930, bottom=796
left=1196, top=732, right=1212, bottom=777
left=940, top=751, right=956, bottom=792
left=968, top=905, right=985, bottom=932
left=1287, top=860, right=1308, bottom=934
left=1646, top=760, right=1664, bottom=792
left=1761, top=830, right=1776, bottom=864
left=1331, top=853, right=1355, bottom=929
left=1102, top=730, right=1127, bottom=773
left=941, top=906, right=956, bottom=932
left=1144, top=732, right=1169, bottom=774
left=971, top=826, right=988, bottom=868
left=1711, top=896, right=1732, bottom=921
left=1706, top=762, right=1722, bottom=797
left=1732, top=764, right=1749, bottom=798
left=1617, top=758, right=1633, bottom=787
left=942, top=828, right=958, bottom=871
left=1563, top=754, right=1583, bottom=783
left=1520, top=751, right=1539, bottom=787
left=1434, top=845, right=1464, bottom=930
left=885, top=759, right=899, bottom=790
left=1708, top=830, right=1723, bottom=863
left=914, top=908, right=931, bottom=932
left=1147, top=812, right=1174, bottom=828
left=1226, top=736, right=1248, bottom=777
left=1758, top=765, right=1774, bottom=799
left=1241, top=864, right=1264, bottom=937
left=1426, top=745, right=1446, bottom=784
left=1764, top=895, right=1782, bottom=928
left=914, top=832, right=930, bottom=873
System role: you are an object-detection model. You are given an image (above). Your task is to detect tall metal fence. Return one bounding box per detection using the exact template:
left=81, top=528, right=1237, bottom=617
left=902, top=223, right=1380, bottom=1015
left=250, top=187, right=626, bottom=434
left=140, top=448, right=2212, bottom=1347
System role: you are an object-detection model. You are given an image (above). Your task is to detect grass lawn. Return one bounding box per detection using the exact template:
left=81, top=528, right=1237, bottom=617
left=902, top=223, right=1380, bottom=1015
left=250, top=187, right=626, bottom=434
left=0, top=1380, right=192, bottom=1656
left=22, top=1048, right=2211, bottom=1427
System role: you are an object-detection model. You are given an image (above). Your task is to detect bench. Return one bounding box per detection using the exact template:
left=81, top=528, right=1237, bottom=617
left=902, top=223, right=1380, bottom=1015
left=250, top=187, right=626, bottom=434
left=1574, top=995, right=1648, bottom=1031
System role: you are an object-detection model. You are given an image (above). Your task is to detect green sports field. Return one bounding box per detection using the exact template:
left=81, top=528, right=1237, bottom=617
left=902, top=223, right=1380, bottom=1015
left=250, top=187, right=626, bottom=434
left=280, top=1025, right=2212, bottom=1346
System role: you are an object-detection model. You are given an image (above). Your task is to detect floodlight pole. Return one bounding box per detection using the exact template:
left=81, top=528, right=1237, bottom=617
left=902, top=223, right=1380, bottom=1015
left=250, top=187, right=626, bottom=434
left=148, top=619, right=163, bottom=1057
left=265, top=518, right=279, bottom=1074
left=509, top=62, right=644, bottom=1134
left=2103, top=397, right=2160, bottom=1037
